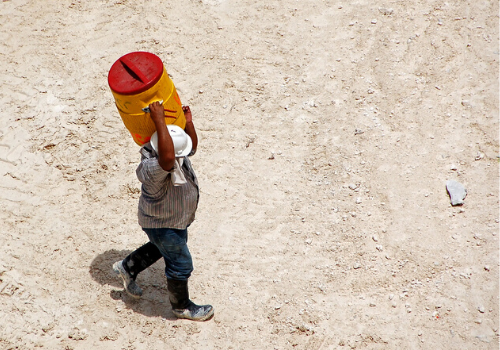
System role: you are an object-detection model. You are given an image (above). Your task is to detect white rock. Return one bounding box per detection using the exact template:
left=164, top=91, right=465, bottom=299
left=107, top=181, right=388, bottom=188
left=446, top=180, right=467, bottom=206
left=379, top=7, right=394, bottom=15
left=478, top=305, right=486, bottom=313
left=476, top=334, right=492, bottom=343
left=372, top=234, right=379, bottom=242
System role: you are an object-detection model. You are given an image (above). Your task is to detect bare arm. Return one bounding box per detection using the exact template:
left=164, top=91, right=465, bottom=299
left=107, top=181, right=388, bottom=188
left=183, top=105, right=198, bottom=155
left=149, top=102, right=176, bottom=171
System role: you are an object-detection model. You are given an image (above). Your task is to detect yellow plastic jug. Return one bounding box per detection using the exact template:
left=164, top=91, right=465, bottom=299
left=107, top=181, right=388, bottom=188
left=108, top=52, right=186, bottom=146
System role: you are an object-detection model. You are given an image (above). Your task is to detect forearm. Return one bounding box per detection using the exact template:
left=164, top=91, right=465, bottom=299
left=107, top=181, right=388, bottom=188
left=154, top=121, right=176, bottom=171
left=184, top=120, right=198, bottom=154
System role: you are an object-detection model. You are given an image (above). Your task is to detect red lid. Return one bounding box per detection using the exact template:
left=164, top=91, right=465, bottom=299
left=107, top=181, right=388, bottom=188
left=108, top=52, right=164, bottom=95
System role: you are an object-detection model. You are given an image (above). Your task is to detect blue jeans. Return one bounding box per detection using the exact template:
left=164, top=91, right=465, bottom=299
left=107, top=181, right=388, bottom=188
left=123, top=228, right=193, bottom=281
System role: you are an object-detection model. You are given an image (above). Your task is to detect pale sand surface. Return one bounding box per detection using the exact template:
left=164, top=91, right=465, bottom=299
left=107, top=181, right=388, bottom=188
left=0, top=0, right=498, bottom=349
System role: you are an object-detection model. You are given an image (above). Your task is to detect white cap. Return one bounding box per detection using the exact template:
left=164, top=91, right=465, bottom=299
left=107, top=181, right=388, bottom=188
left=150, top=125, right=192, bottom=157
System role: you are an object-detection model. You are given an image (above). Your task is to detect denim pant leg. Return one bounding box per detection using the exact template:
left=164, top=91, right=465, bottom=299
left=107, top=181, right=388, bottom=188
left=122, top=242, right=163, bottom=280
left=142, top=228, right=194, bottom=281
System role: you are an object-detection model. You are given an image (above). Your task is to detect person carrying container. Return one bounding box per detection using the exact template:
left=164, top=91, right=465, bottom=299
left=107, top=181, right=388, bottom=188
left=112, top=101, right=214, bottom=322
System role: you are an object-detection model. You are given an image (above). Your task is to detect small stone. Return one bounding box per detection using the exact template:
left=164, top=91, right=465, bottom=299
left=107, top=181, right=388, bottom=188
left=349, top=183, right=357, bottom=190
left=353, top=262, right=361, bottom=269
left=446, top=180, right=467, bottom=206
left=476, top=334, right=491, bottom=343
left=389, top=294, right=394, bottom=300
left=478, top=306, right=486, bottom=313
left=376, top=245, right=383, bottom=251
left=369, top=302, right=376, bottom=307
left=371, top=19, right=378, bottom=24
left=298, top=324, right=312, bottom=332
left=372, top=234, right=379, bottom=242
left=356, top=197, right=362, bottom=204
left=484, top=265, right=490, bottom=271
left=379, top=7, right=394, bottom=15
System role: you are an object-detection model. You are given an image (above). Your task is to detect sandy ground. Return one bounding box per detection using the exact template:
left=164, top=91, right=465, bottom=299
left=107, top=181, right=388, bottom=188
left=0, top=0, right=499, bottom=349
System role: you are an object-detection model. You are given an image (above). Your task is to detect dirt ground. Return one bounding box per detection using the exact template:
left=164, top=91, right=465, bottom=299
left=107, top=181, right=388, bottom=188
left=0, top=0, right=498, bottom=349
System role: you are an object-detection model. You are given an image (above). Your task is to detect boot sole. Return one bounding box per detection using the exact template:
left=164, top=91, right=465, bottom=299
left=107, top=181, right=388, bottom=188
left=112, top=261, right=142, bottom=299
left=173, top=308, right=214, bottom=321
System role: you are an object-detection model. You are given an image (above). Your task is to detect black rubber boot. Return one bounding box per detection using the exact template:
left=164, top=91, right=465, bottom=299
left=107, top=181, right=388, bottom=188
left=167, top=279, right=214, bottom=321
left=122, top=242, right=163, bottom=280
left=113, top=242, right=163, bottom=298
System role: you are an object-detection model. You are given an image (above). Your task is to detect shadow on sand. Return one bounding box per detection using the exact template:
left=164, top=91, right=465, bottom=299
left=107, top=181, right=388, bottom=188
left=89, top=248, right=176, bottom=320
